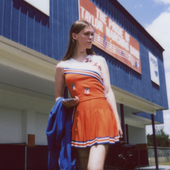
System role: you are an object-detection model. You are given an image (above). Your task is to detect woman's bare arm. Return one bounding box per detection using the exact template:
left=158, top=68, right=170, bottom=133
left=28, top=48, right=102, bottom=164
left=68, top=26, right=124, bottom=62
left=55, top=62, right=79, bottom=107
left=55, top=62, right=65, bottom=101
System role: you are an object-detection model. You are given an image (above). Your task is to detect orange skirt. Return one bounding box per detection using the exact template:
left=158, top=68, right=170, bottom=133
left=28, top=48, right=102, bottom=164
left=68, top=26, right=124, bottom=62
left=71, top=98, right=119, bottom=148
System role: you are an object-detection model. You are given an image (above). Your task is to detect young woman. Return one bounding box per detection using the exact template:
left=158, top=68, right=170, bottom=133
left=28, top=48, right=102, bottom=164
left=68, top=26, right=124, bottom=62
left=55, top=20, right=123, bottom=170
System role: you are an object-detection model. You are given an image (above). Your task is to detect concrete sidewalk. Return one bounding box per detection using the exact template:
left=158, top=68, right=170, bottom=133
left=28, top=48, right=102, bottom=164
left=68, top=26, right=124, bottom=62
left=104, top=165, right=170, bottom=170
left=134, top=165, right=170, bottom=170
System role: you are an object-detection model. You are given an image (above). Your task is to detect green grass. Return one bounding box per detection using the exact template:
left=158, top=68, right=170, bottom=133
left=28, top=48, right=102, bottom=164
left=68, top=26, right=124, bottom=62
left=159, top=162, right=170, bottom=166
left=150, top=162, right=170, bottom=166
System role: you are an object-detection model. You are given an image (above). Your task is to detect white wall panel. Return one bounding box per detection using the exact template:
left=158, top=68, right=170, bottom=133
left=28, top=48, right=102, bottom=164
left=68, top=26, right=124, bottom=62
left=128, top=125, right=147, bottom=144
left=0, top=108, right=22, bottom=143
left=35, top=113, right=49, bottom=145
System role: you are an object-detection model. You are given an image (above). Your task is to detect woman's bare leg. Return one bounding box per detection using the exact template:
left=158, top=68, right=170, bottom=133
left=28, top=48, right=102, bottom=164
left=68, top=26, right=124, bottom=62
left=87, top=144, right=109, bottom=170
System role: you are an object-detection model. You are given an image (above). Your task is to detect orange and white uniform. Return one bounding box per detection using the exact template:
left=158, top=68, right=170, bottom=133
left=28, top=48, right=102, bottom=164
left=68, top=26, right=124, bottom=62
left=60, top=55, right=119, bottom=148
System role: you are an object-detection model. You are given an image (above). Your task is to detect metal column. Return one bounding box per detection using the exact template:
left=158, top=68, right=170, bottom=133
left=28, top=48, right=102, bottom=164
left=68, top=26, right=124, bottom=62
left=151, top=114, right=159, bottom=170
left=120, top=104, right=125, bottom=141
left=126, top=124, right=129, bottom=144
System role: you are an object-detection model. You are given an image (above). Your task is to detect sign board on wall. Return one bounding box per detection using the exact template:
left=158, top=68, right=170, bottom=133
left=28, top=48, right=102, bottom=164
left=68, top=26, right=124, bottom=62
left=78, top=0, right=141, bottom=74
left=148, top=52, right=160, bottom=86
left=23, top=0, right=50, bottom=16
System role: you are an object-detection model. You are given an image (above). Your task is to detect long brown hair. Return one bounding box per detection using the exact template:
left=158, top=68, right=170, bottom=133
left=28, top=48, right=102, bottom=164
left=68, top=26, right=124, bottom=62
left=62, top=20, right=95, bottom=61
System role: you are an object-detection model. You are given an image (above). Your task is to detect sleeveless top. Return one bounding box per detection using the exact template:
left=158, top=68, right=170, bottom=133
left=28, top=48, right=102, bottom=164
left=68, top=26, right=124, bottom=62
left=60, top=55, right=105, bottom=102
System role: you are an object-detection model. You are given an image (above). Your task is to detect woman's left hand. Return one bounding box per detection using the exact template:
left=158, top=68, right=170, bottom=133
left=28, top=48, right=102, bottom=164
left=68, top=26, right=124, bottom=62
left=62, top=96, right=79, bottom=108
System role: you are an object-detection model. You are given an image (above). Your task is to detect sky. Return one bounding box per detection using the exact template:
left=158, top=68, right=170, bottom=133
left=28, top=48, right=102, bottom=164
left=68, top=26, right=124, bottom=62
left=117, top=0, right=170, bottom=137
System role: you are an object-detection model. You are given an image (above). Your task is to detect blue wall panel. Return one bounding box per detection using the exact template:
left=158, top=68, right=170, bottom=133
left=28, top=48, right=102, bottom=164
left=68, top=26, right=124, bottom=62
left=0, top=0, right=78, bottom=60
left=12, top=0, right=19, bottom=42
left=91, top=0, right=168, bottom=110
left=0, top=0, right=168, bottom=111
left=3, top=0, right=11, bottom=39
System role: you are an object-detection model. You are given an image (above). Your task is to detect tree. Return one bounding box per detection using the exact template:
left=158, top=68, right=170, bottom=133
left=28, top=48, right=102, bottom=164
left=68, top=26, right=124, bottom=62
left=147, top=127, right=170, bottom=147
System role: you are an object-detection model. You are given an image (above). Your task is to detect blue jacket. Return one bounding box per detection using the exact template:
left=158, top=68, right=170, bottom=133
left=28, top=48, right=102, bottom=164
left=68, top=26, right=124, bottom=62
left=46, top=98, right=76, bottom=170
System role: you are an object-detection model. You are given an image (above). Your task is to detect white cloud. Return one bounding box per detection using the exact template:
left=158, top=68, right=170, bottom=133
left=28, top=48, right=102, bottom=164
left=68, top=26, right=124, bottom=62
left=153, top=0, right=170, bottom=4
left=145, top=11, right=170, bottom=137
left=163, top=110, right=170, bottom=137
left=146, top=12, right=170, bottom=63
left=146, top=12, right=170, bottom=72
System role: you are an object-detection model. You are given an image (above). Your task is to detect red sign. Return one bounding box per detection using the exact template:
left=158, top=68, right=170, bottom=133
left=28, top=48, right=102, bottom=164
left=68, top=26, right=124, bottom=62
left=79, top=0, right=141, bottom=74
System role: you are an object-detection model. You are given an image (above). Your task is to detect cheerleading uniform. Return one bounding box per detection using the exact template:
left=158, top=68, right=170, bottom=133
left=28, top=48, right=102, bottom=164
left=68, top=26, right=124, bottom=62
left=60, top=55, right=119, bottom=148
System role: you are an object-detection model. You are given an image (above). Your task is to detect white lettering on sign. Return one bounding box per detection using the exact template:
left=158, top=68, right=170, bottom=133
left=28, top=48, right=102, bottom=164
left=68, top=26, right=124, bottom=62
left=125, top=32, right=130, bottom=43
left=106, top=26, right=129, bottom=51
left=80, top=7, right=104, bottom=32
left=108, top=18, right=123, bottom=38
left=96, top=7, right=107, bottom=25
left=79, top=0, right=141, bottom=73
left=130, top=45, right=140, bottom=59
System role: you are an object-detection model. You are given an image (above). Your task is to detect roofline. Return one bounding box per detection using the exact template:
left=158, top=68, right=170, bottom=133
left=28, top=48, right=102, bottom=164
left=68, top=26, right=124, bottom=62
left=110, top=0, right=165, bottom=52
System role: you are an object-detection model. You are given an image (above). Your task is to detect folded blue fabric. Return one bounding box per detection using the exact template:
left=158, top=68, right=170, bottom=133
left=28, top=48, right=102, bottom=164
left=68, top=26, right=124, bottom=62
left=46, top=98, right=76, bottom=170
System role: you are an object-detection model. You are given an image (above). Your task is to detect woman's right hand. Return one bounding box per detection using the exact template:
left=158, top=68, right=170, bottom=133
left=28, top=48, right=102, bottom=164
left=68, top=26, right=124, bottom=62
left=118, top=123, right=123, bottom=138
left=62, top=96, right=79, bottom=108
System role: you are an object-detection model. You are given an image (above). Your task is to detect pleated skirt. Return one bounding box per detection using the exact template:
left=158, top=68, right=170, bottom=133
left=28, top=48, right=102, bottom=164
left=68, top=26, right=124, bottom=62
left=71, top=98, right=119, bottom=148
